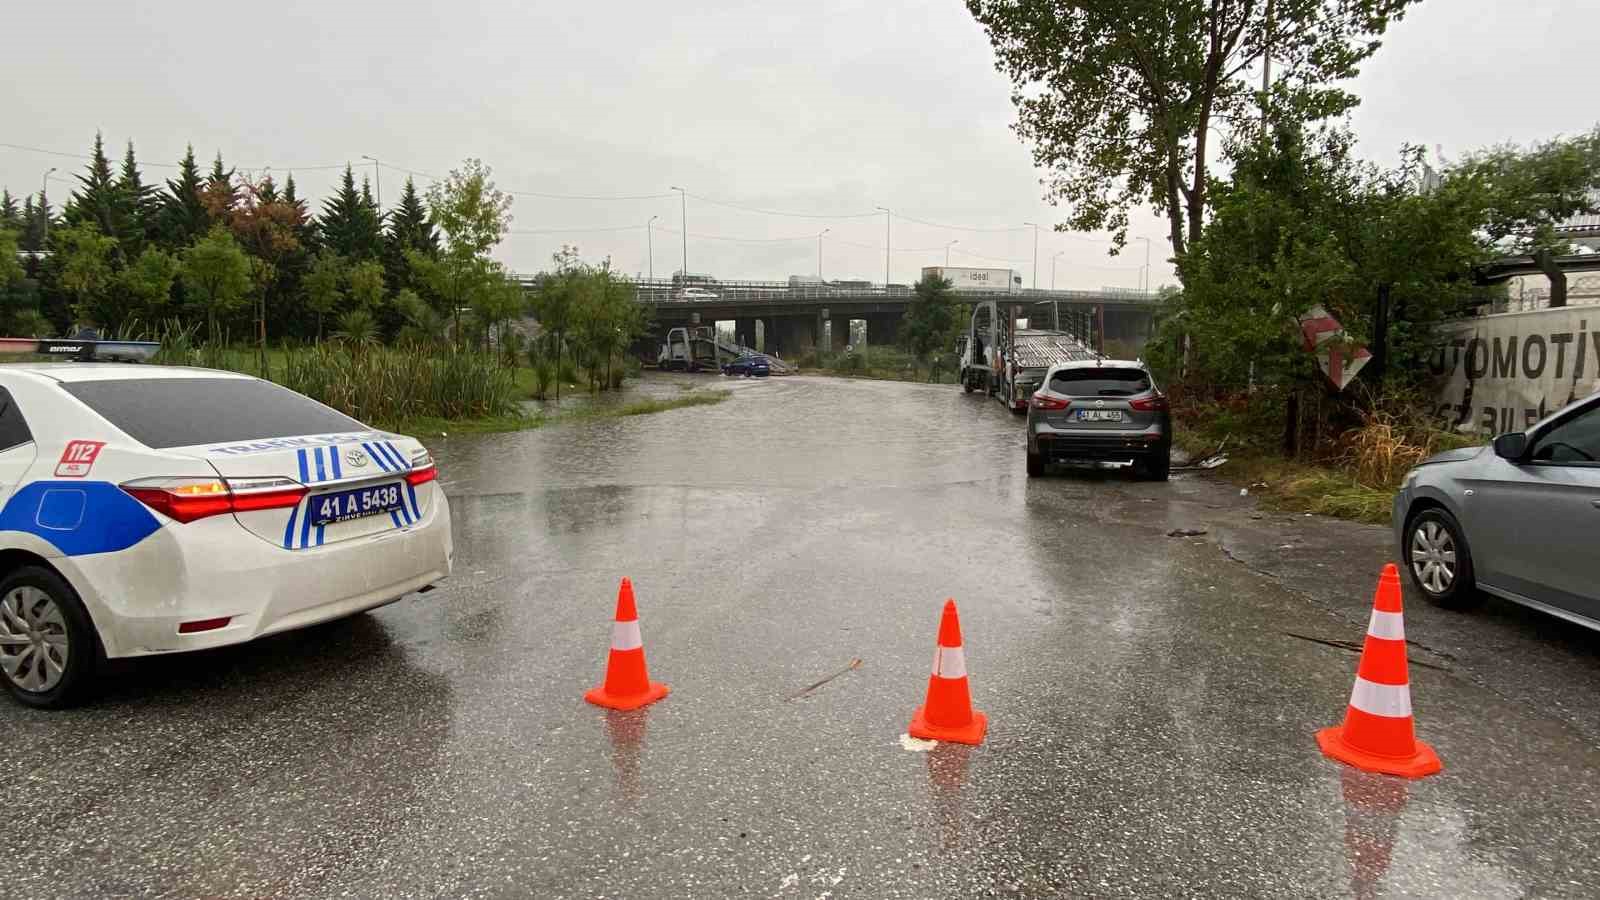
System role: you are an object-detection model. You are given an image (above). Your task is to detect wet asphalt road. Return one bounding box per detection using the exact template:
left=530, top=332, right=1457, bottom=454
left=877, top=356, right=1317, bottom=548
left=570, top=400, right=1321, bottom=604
left=12, top=374, right=1600, bottom=898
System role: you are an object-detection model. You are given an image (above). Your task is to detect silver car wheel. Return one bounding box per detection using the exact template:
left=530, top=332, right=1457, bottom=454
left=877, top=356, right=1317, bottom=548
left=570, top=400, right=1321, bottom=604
left=0, top=586, right=70, bottom=693
left=1410, top=520, right=1458, bottom=595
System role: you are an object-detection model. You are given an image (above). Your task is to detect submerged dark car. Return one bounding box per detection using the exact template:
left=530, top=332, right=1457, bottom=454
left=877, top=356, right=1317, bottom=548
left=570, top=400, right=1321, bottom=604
left=723, top=355, right=771, bottom=377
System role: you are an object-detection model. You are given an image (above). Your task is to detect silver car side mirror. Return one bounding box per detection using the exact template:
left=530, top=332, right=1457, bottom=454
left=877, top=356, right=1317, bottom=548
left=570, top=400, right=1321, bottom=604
left=1492, top=432, right=1527, bottom=461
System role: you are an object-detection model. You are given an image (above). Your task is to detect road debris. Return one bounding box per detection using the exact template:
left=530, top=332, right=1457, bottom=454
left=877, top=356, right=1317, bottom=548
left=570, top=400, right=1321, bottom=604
left=786, top=658, right=863, bottom=701
left=1167, top=528, right=1208, bottom=537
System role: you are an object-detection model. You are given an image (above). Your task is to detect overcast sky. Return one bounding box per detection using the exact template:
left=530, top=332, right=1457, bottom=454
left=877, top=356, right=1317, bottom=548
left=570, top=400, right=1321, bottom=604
left=4, top=0, right=1594, bottom=290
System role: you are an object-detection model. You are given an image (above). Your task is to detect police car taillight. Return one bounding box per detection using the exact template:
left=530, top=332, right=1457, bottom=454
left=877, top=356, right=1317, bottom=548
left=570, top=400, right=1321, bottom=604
left=121, top=477, right=307, bottom=524
left=404, top=463, right=438, bottom=486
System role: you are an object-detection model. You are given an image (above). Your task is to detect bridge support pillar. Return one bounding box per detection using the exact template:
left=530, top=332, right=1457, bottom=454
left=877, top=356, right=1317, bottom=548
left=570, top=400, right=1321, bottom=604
left=866, top=313, right=901, bottom=347
left=831, top=317, right=850, bottom=353
left=735, top=318, right=758, bottom=351
left=771, top=315, right=817, bottom=357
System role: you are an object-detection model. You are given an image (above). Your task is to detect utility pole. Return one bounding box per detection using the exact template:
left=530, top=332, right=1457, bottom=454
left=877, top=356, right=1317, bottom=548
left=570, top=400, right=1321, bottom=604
left=670, top=186, right=687, bottom=283
left=875, top=206, right=891, bottom=290
left=1024, top=222, right=1040, bottom=290
left=648, top=214, right=658, bottom=282
left=1134, top=236, right=1152, bottom=294
left=946, top=240, right=959, bottom=267
left=39, top=168, right=55, bottom=245
left=360, top=155, right=381, bottom=210
left=1262, top=0, right=1275, bottom=139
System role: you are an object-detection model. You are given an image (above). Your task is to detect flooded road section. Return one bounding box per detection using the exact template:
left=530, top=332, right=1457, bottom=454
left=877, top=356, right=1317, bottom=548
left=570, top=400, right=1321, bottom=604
left=10, top=374, right=1600, bottom=898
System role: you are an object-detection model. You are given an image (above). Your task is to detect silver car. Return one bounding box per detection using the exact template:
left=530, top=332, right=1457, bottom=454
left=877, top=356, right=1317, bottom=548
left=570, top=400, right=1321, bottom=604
left=1393, top=390, right=1600, bottom=627
left=1025, top=359, right=1172, bottom=480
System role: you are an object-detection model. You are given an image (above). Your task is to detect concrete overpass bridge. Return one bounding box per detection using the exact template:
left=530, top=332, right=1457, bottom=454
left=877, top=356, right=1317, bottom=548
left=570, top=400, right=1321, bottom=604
left=610, top=279, right=1158, bottom=357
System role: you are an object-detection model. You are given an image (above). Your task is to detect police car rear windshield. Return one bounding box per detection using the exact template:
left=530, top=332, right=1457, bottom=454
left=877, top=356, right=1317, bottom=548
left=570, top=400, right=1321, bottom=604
left=61, top=378, right=364, bottom=449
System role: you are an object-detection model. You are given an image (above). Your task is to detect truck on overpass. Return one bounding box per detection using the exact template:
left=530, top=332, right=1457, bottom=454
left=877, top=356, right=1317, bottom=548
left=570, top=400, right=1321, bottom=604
left=921, top=267, right=1023, bottom=293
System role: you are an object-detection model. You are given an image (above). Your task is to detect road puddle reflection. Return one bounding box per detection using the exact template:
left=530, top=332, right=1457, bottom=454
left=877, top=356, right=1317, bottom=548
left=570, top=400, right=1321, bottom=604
left=926, top=743, right=973, bottom=850
left=1338, top=767, right=1409, bottom=900
left=604, top=708, right=649, bottom=804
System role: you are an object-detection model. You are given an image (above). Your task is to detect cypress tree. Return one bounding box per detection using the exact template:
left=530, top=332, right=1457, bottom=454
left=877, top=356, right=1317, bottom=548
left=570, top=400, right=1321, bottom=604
left=0, top=191, right=20, bottom=231
left=318, top=166, right=382, bottom=261
left=65, top=132, right=122, bottom=242
left=158, top=145, right=209, bottom=247
left=116, top=140, right=156, bottom=255
left=204, top=152, right=238, bottom=217
left=383, top=177, right=437, bottom=297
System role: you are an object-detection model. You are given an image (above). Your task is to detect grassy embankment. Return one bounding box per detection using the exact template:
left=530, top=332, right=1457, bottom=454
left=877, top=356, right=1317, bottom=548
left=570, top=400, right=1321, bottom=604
left=1171, top=393, right=1481, bottom=524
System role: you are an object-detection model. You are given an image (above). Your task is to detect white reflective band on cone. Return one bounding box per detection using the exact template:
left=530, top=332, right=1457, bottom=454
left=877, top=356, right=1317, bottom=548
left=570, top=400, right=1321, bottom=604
left=932, top=645, right=967, bottom=679
left=1367, top=609, right=1406, bottom=641
left=611, top=620, right=642, bottom=651
left=1348, top=676, right=1412, bottom=718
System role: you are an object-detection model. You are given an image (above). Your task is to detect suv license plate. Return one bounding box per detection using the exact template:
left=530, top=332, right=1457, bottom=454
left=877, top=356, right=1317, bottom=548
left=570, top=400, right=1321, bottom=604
left=1076, top=410, right=1123, bottom=422
left=310, top=482, right=405, bottom=526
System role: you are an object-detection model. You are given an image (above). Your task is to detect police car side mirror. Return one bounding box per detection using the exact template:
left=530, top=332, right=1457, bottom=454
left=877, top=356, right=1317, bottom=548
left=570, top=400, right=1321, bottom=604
left=1492, top=432, right=1527, bottom=461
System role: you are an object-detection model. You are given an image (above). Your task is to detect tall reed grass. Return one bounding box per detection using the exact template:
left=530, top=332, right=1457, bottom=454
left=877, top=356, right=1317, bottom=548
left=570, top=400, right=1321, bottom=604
left=279, top=344, right=522, bottom=424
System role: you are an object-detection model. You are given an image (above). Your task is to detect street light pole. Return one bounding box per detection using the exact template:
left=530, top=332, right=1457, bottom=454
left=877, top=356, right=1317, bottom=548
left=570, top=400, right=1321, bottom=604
left=1023, top=222, right=1040, bottom=291
left=1051, top=250, right=1065, bottom=290
left=875, top=206, right=890, bottom=290
left=40, top=167, right=55, bottom=245
left=648, top=214, right=659, bottom=282
left=360, top=155, right=381, bottom=210
left=818, top=228, right=829, bottom=279
left=1134, top=236, right=1152, bottom=293
left=670, top=187, right=687, bottom=284
left=946, top=239, right=959, bottom=267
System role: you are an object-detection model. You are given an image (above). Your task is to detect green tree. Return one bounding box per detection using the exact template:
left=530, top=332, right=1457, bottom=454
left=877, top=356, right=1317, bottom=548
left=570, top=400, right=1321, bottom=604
left=1155, top=123, right=1600, bottom=408
left=180, top=226, right=252, bottom=338
left=157, top=145, right=210, bottom=247
left=425, top=158, right=513, bottom=260
left=966, top=0, right=1421, bottom=265
left=0, top=227, right=42, bottom=334
left=384, top=178, right=437, bottom=290
left=53, top=223, right=118, bottom=328
left=303, top=251, right=348, bottom=340
left=0, top=191, right=20, bottom=231
left=64, top=132, right=126, bottom=249
left=115, top=140, right=157, bottom=255
left=319, top=166, right=383, bottom=261
left=901, top=273, right=957, bottom=363
left=348, top=259, right=386, bottom=309
left=416, top=158, right=514, bottom=346
left=110, top=247, right=180, bottom=332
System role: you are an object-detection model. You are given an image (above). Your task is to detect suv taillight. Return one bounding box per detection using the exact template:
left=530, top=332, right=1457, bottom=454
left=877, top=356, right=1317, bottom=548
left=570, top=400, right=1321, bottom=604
left=1030, top=393, right=1069, bottom=411
left=121, top=477, right=307, bottom=524
left=1129, top=393, right=1169, bottom=412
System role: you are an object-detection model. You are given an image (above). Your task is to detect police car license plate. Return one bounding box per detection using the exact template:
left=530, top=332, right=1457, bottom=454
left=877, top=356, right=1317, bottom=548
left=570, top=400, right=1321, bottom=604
left=311, top=482, right=405, bottom=526
left=1076, top=410, right=1123, bottom=422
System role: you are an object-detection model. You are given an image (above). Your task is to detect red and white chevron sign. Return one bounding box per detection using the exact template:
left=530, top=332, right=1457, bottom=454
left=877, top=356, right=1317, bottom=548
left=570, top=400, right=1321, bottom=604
left=1298, top=305, right=1371, bottom=391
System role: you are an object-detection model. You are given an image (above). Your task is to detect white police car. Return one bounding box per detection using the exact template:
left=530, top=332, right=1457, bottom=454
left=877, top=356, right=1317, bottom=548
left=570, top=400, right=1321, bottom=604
left=0, top=340, right=452, bottom=708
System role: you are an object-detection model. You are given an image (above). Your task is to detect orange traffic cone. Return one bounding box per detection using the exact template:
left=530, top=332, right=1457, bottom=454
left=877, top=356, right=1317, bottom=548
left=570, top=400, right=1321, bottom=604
left=908, top=599, right=987, bottom=745
left=584, top=578, right=670, bottom=710
left=1316, top=564, right=1441, bottom=778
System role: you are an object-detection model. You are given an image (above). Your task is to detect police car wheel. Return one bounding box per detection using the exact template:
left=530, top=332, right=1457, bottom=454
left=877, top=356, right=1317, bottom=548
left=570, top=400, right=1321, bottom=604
left=0, top=567, right=98, bottom=709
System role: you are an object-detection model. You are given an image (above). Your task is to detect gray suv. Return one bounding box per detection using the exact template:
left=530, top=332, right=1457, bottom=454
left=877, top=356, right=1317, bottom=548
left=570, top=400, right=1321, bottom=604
left=1393, top=390, right=1600, bottom=627
left=1025, top=360, right=1172, bottom=480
